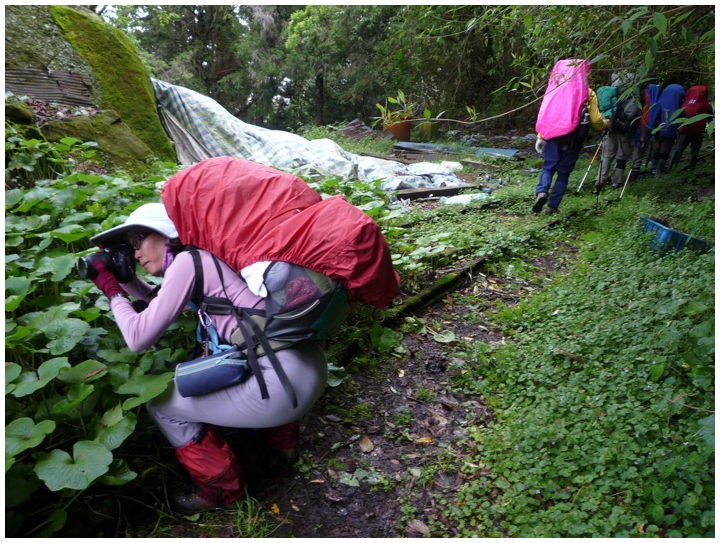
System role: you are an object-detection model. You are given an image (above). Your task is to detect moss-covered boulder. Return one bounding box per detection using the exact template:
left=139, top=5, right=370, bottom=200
left=47, top=6, right=175, bottom=162
left=5, top=5, right=175, bottom=164
left=41, top=110, right=156, bottom=172
left=5, top=101, right=34, bottom=124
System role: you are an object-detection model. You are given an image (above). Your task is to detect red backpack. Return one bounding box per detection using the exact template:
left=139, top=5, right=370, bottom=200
left=679, top=85, right=712, bottom=136
left=161, top=156, right=400, bottom=309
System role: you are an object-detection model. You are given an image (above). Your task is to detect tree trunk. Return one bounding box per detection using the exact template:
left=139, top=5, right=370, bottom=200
left=314, top=67, right=325, bottom=126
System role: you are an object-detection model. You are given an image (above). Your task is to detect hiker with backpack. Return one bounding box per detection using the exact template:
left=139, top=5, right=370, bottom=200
left=533, top=58, right=608, bottom=214
left=651, top=81, right=686, bottom=173
left=672, top=84, right=713, bottom=170
left=594, top=72, right=642, bottom=189
left=629, top=82, right=662, bottom=181
left=84, top=158, right=400, bottom=515
left=86, top=202, right=328, bottom=514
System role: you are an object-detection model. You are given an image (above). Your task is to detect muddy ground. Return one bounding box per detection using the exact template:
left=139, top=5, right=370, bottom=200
left=117, top=238, right=577, bottom=539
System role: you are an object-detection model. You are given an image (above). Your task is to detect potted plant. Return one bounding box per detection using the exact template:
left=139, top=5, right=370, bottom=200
left=374, top=90, right=416, bottom=142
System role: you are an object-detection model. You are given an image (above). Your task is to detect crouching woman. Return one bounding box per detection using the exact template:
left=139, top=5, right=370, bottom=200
left=87, top=203, right=328, bottom=514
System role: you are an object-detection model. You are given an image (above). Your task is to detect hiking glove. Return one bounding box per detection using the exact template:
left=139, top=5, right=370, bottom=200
left=91, top=259, right=125, bottom=300
left=535, top=137, right=546, bottom=154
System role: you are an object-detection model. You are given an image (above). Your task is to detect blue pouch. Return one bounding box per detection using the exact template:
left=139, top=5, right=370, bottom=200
left=175, top=346, right=250, bottom=397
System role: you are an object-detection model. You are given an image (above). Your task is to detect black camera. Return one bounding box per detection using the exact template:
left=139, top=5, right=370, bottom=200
left=77, top=245, right=136, bottom=284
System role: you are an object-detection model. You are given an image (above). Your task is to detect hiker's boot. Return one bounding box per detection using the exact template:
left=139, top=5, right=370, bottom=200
left=172, top=425, right=246, bottom=515
left=545, top=206, right=559, bottom=215
left=265, top=420, right=300, bottom=464
left=532, top=192, right=548, bottom=213
left=629, top=170, right=641, bottom=183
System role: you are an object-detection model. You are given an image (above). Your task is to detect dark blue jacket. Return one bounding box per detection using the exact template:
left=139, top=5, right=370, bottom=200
left=657, top=84, right=686, bottom=139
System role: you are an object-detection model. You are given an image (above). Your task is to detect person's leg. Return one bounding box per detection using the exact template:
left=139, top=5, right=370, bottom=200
left=688, top=134, right=703, bottom=169
left=533, top=139, right=560, bottom=212
left=547, top=139, right=582, bottom=210
left=597, top=133, right=617, bottom=182
left=630, top=142, right=644, bottom=181
left=146, top=342, right=327, bottom=511
left=610, top=132, right=634, bottom=187
left=656, top=137, right=674, bottom=172
left=147, top=342, right=328, bottom=447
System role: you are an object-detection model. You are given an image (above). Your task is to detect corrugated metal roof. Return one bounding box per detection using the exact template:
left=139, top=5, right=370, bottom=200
left=5, top=66, right=94, bottom=107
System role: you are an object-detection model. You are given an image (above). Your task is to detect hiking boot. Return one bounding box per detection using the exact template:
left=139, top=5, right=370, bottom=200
left=545, top=206, right=559, bottom=215
left=532, top=192, right=548, bottom=213
left=611, top=183, right=621, bottom=189
left=170, top=484, right=241, bottom=515
left=275, top=447, right=300, bottom=464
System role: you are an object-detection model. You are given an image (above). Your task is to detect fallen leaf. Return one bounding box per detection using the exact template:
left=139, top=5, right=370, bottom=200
left=415, top=437, right=434, bottom=443
left=325, top=414, right=342, bottom=423
left=397, top=369, right=405, bottom=377
left=552, top=309, right=559, bottom=315
left=407, top=519, right=430, bottom=535
left=390, top=386, right=397, bottom=393
left=358, top=435, right=374, bottom=453
left=271, top=503, right=280, bottom=515
left=308, top=479, right=326, bottom=484
left=291, top=500, right=300, bottom=512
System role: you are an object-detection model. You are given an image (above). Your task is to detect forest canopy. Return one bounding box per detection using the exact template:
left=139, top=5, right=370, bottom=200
left=103, top=6, right=714, bottom=131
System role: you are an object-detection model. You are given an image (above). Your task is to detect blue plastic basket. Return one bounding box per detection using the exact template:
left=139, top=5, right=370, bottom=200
left=640, top=217, right=708, bottom=254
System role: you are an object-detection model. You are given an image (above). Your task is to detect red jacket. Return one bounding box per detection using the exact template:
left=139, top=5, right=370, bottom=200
left=161, top=156, right=400, bottom=308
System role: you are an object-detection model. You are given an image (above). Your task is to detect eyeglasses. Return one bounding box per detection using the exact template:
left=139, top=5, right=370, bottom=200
left=130, top=233, right=147, bottom=251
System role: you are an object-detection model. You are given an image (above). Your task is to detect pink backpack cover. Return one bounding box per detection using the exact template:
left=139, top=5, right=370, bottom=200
left=535, top=59, right=590, bottom=140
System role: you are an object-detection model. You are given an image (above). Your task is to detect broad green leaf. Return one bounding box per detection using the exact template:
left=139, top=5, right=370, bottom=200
left=116, top=373, right=173, bottom=410
left=650, top=363, right=665, bottom=381
left=652, top=11, right=667, bottom=34
left=28, top=306, right=69, bottom=332
left=327, top=364, right=347, bottom=387
left=56, top=360, right=108, bottom=383
left=94, top=412, right=137, bottom=451
left=5, top=214, right=51, bottom=234
left=5, top=290, right=34, bottom=312
left=60, top=211, right=95, bottom=226
left=4, top=326, right=32, bottom=349
left=17, top=187, right=54, bottom=212
left=339, top=472, right=360, bottom=487
left=34, top=440, right=113, bottom=491
left=38, top=509, right=67, bottom=538
left=5, top=277, right=32, bottom=296
left=434, top=330, right=457, bottom=344
left=696, top=415, right=714, bottom=447
left=49, top=224, right=89, bottom=244
left=6, top=452, right=15, bottom=473
left=97, top=348, right=138, bottom=364
left=12, top=358, right=71, bottom=398
left=46, top=319, right=91, bottom=355
left=685, top=301, right=708, bottom=317
left=5, top=463, right=41, bottom=507
left=6, top=234, right=24, bottom=247
left=5, top=363, right=22, bottom=391
left=5, top=188, right=23, bottom=208
left=5, top=417, right=57, bottom=455
left=100, top=404, right=125, bottom=427
left=647, top=503, right=664, bottom=522
left=690, top=320, right=712, bottom=339
left=99, top=458, right=138, bottom=486
left=34, top=254, right=77, bottom=282
left=50, top=383, right=95, bottom=414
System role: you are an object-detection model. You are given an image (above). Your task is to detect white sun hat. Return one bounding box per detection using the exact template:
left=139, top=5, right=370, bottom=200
left=90, top=203, right=179, bottom=246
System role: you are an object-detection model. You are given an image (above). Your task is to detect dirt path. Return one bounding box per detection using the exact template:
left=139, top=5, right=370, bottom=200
left=183, top=240, right=577, bottom=538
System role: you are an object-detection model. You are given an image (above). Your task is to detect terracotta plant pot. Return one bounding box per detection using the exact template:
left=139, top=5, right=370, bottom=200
left=383, top=115, right=413, bottom=142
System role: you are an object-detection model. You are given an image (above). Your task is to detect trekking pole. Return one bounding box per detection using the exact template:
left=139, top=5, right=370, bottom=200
left=575, top=141, right=602, bottom=195
left=618, top=169, right=633, bottom=200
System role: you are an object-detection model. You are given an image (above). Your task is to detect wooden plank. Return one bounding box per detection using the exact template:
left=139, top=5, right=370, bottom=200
left=459, top=158, right=500, bottom=171
left=396, top=184, right=477, bottom=200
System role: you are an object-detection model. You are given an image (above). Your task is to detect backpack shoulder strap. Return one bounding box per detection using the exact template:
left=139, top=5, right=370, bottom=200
left=188, top=249, right=205, bottom=309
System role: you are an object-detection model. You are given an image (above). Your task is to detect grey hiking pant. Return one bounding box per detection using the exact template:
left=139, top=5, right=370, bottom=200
left=597, top=130, right=634, bottom=184
left=147, top=341, right=328, bottom=447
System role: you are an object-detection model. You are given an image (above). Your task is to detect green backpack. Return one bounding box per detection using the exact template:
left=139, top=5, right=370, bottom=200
left=596, top=86, right=619, bottom=120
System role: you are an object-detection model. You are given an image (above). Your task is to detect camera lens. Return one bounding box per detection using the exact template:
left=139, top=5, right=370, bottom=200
left=77, top=256, right=95, bottom=280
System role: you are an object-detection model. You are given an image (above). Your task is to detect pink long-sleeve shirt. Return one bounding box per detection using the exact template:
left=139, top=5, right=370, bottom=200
left=111, top=250, right=265, bottom=352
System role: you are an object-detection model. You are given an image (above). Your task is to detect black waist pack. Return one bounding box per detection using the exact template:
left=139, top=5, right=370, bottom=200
left=174, top=347, right=250, bottom=398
